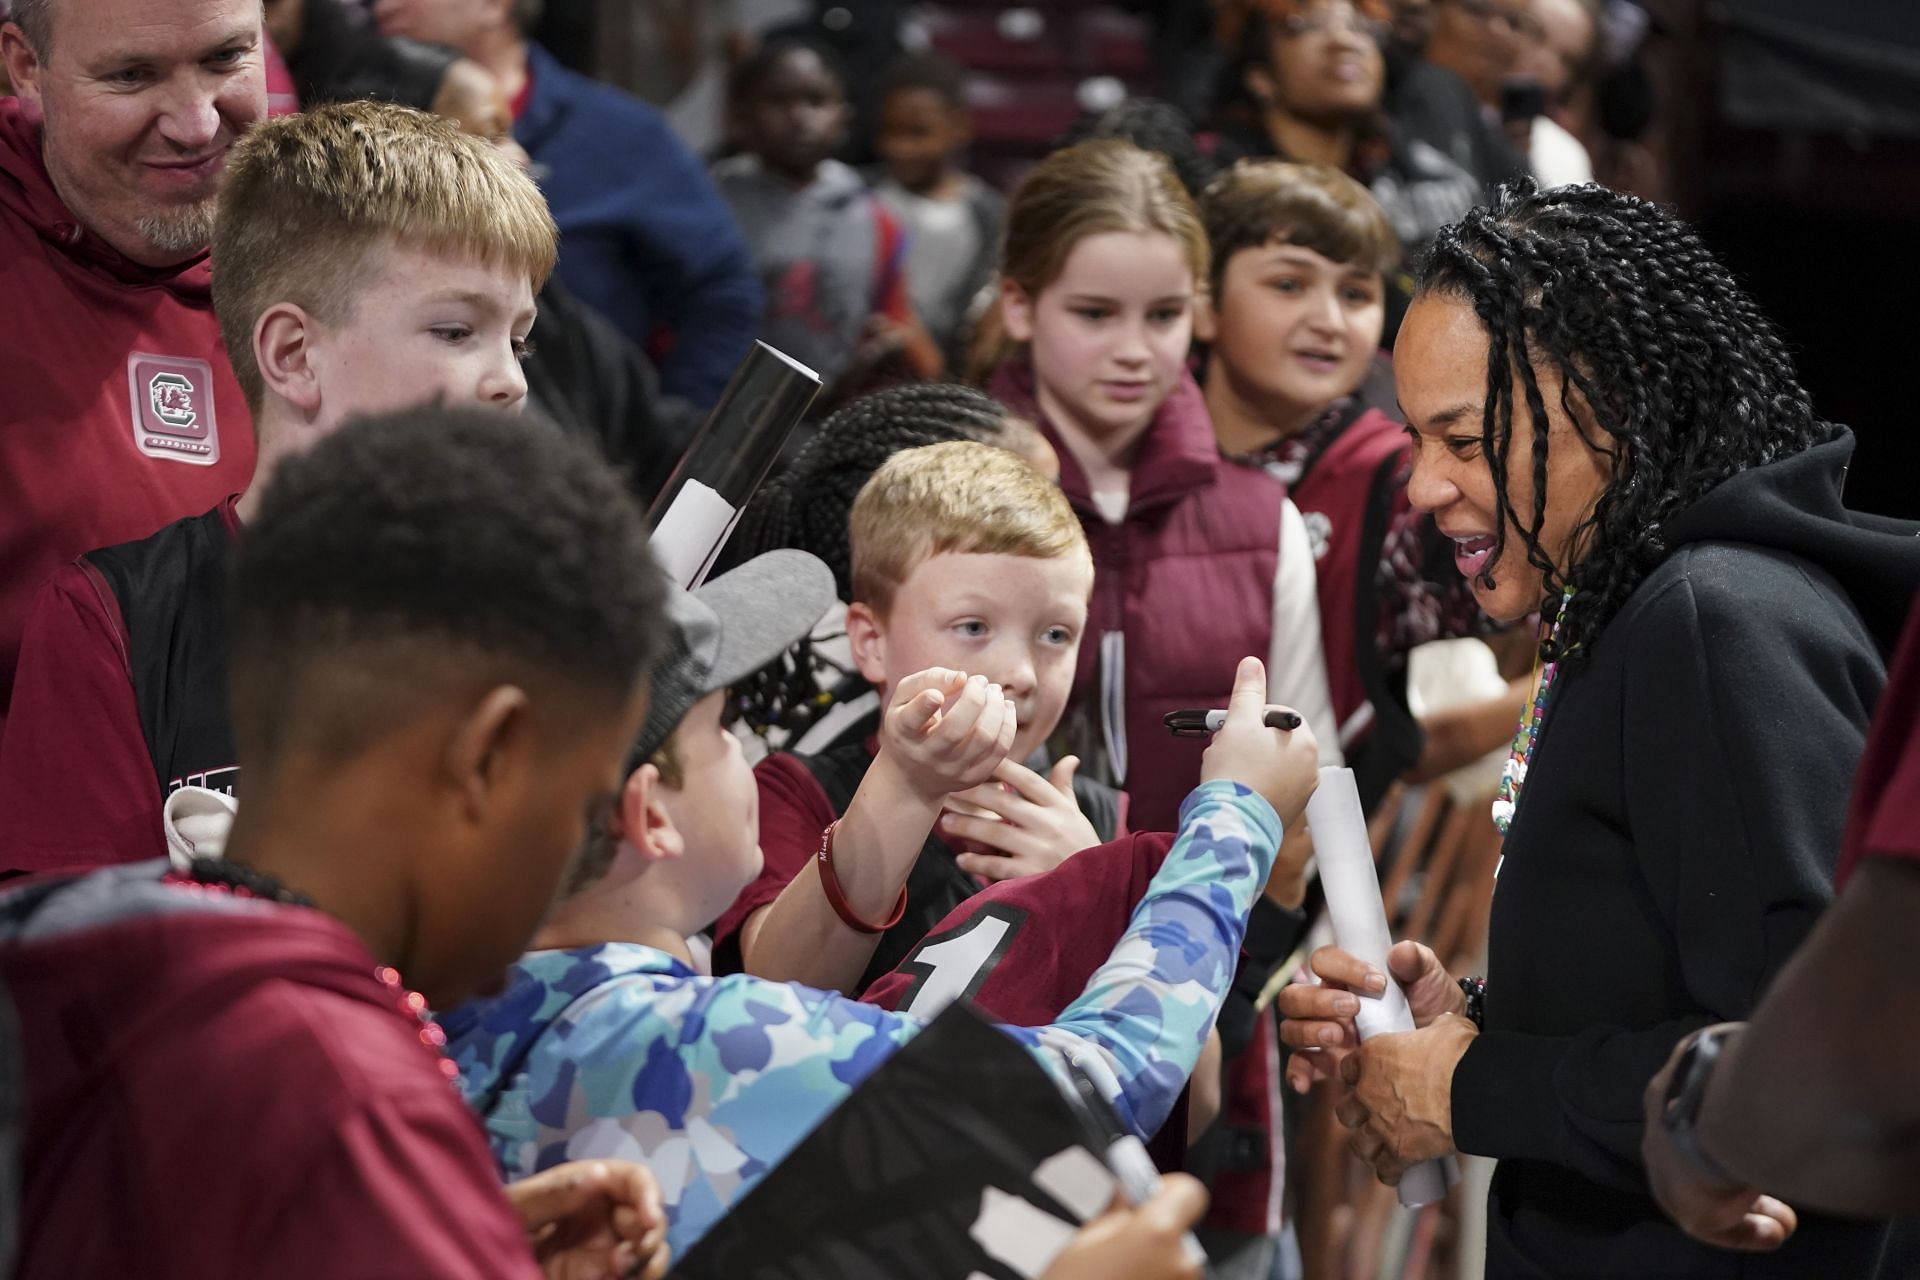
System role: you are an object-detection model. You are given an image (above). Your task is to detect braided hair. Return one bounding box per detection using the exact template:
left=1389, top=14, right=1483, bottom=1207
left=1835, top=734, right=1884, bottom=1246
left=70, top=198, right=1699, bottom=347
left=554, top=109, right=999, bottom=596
left=727, top=382, right=1029, bottom=735
left=1419, top=182, right=1823, bottom=661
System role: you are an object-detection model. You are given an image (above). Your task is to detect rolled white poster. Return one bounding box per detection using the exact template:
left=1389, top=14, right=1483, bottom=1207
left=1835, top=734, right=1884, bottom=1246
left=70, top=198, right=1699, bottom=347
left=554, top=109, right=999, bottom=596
left=1305, top=766, right=1460, bottom=1208
left=648, top=478, right=737, bottom=589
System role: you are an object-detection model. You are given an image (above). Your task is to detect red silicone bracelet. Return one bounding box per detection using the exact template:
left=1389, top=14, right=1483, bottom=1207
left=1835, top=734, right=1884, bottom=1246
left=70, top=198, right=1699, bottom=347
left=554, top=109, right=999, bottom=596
left=815, top=820, right=907, bottom=935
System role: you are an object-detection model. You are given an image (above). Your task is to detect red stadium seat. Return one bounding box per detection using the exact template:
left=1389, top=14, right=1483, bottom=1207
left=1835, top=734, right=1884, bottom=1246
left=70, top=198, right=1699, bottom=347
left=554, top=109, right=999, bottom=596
left=1073, top=9, right=1152, bottom=77
left=917, top=6, right=1070, bottom=76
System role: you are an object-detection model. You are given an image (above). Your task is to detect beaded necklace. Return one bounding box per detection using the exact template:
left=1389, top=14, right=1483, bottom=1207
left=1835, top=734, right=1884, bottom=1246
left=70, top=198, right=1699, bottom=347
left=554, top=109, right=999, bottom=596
left=1491, top=592, right=1574, bottom=838
left=165, top=859, right=459, bottom=1084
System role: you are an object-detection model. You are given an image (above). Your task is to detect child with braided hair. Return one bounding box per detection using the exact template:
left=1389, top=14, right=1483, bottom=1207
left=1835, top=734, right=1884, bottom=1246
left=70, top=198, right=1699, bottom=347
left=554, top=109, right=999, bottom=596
left=1278, top=181, right=1920, bottom=1278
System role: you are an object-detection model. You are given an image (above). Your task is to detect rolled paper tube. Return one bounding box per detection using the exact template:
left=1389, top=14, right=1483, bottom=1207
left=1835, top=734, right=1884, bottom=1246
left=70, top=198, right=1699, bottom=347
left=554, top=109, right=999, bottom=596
left=646, top=341, right=821, bottom=588
left=648, top=479, right=735, bottom=589
left=1305, top=766, right=1461, bottom=1208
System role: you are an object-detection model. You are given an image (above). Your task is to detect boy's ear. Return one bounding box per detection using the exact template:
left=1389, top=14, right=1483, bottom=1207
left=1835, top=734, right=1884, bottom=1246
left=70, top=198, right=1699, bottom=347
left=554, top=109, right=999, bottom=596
left=1194, top=289, right=1219, bottom=344
left=254, top=302, right=325, bottom=416
left=845, top=601, right=890, bottom=687
left=620, top=763, right=685, bottom=865
left=444, top=684, right=533, bottom=826
left=1000, top=279, right=1036, bottom=344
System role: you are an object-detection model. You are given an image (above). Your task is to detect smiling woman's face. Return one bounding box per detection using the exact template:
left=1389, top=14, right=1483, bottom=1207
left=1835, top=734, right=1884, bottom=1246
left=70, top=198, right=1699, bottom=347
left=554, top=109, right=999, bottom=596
left=1394, top=292, right=1614, bottom=622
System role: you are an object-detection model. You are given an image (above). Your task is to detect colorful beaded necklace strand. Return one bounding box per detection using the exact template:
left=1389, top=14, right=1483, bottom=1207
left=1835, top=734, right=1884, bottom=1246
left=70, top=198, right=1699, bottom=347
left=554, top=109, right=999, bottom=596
left=165, top=860, right=459, bottom=1084
left=1491, top=592, right=1574, bottom=837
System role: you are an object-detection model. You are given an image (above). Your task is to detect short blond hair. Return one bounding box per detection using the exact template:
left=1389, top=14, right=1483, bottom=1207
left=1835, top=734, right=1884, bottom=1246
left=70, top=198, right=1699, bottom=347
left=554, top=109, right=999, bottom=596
left=850, top=440, right=1089, bottom=616
left=212, top=100, right=558, bottom=413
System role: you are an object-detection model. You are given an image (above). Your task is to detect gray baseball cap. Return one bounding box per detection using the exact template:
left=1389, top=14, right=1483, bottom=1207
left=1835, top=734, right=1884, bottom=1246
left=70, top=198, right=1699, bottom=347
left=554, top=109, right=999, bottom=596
left=629, top=549, right=837, bottom=766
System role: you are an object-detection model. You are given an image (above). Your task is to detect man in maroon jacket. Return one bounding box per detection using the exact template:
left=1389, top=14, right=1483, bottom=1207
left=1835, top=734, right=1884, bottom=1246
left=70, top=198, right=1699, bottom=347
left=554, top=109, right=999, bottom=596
left=0, top=0, right=263, bottom=736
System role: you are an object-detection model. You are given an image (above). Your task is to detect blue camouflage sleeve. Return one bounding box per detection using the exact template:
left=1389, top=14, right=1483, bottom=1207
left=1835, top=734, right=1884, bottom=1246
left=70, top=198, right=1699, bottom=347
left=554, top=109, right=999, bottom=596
left=1008, top=780, right=1281, bottom=1137
left=485, top=781, right=1277, bottom=1253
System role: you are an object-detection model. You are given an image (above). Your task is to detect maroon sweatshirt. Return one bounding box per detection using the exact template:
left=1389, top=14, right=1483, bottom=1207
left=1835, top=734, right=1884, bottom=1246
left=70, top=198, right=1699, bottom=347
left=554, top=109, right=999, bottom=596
left=0, top=98, right=255, bottom=737
left=0, top=864, right=539, bottom=1278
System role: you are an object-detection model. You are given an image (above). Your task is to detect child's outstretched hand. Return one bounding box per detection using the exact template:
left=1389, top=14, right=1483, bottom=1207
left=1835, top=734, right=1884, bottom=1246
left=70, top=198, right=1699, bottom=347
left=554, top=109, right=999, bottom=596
left=941, top=755, right=1102, bottom=882
left=880, top=668, right=1018, bottom=803
left=1198, top=656, right=1320, bottom=830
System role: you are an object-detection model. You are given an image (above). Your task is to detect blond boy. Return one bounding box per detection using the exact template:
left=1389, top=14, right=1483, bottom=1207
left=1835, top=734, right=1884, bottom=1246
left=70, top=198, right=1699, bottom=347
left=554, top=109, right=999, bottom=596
left=0, top=100, right=556, bottom=872
left=712, top=441, right=1119, bottom=994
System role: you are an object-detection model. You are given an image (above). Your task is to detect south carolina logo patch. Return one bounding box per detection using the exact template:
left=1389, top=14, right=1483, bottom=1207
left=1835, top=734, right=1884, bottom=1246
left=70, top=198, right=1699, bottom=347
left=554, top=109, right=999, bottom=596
left=126, top=353, right=220, bottom=465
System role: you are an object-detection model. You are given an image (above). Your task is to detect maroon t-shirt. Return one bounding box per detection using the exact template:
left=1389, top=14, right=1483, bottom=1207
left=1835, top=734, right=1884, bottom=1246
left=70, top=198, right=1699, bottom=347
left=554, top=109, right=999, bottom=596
left=712, top=750, right=836, bottom=952
left=1837, top=604, right=1920, bottom=888
left=0, top=871, right=539, bottom=1279
left=0, top=493, right=243, bottom=872
left=0, top=558, right=156, bottom=870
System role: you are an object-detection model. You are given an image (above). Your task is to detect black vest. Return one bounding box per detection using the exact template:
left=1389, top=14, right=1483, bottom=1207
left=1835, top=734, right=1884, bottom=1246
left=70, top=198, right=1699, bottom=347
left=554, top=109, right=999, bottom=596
left=83, top=506, right=237, bottom=800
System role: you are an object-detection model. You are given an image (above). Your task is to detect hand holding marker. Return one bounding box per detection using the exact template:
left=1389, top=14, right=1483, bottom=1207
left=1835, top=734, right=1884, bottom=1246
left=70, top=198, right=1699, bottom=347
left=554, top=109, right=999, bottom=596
left=1164, top=708, right=1303, bottom=737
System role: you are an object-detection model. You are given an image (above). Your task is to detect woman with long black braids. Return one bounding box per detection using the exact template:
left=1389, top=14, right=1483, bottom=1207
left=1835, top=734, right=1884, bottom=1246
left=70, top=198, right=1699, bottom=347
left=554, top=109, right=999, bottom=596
left=1279, top=182, right=1920, bottom=1276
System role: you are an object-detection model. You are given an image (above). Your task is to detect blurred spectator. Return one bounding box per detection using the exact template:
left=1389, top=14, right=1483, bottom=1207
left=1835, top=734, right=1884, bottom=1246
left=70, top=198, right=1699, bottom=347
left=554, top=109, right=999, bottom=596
left=374, top=0, right=762, bottom=408
left=1063, top=97, right=1221, bottom=199
left=1422, top=0, right=1528, bottom=110
left=1385, top=0, right=1435, bottom=60
left=1374, top=0, right=1532, bottom=192
left=588, top=1, right=807, bottom=154
left=1514, top=0, right=1600, bottom=184
left=0, top=0, right=261, bottom=739
left=1213, top=0, right=1480, bottom=281
left=870, top=52, right=1004, bottom=376
left=714, top=34, right=940, bottom=399
left=772, top=2, right=907, bottom=165
left=1128, top=0, right=1236, bottom=124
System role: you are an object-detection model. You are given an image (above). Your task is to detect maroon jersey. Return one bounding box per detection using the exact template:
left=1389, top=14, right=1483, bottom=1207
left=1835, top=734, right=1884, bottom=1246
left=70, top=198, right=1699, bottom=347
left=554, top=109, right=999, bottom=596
left=1838, top=601, right=1920, bottom=887
left=859, top=831, right=1196, bottom=1164
left=859, top=832, right=1176, bottom=1020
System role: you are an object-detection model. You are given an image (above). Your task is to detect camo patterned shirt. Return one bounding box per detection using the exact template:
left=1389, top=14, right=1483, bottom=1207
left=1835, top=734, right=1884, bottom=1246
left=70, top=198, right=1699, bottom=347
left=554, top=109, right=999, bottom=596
left=439, top=780, right=1280, bottom=1257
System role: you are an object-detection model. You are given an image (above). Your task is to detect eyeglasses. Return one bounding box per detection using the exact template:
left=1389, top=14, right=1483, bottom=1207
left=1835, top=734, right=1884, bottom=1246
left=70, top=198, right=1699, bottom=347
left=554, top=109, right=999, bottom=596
left=1444, top=0, right=1540, bottom=39
left=1279, top=3, right=1391, bottom=41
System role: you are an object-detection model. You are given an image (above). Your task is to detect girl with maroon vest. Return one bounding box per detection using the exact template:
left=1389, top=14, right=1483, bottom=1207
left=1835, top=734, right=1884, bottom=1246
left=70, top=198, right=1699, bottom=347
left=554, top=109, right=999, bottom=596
left=980, top=137, right=1328, bottom=1275
left=981, top=138, right=1332, bottom=835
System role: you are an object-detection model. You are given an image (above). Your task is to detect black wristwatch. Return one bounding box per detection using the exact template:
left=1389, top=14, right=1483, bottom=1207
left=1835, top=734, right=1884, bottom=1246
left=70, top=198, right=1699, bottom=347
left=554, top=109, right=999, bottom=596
left=1660, top=1025, right=1745, bottom=1186
left=1457, top=976, right=1486, bottom=1030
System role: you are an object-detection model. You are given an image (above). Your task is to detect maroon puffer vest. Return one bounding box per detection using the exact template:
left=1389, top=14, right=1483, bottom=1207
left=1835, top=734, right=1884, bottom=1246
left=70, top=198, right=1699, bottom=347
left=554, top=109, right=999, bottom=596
left=991, top=362, right=1287, bottom=833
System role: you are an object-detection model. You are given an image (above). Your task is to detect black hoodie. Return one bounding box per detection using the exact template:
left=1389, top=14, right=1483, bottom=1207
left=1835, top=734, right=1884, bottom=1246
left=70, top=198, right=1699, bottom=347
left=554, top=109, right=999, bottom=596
left=1448, top=428, right=1920, bottom=1278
